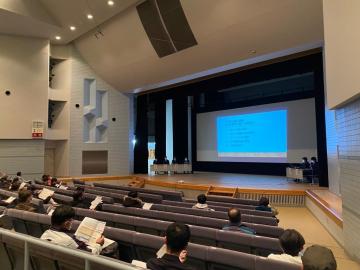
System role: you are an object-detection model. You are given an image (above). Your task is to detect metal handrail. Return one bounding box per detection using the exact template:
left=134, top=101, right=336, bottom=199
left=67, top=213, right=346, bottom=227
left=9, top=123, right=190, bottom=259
left=0, top=228, right=144, bottom=270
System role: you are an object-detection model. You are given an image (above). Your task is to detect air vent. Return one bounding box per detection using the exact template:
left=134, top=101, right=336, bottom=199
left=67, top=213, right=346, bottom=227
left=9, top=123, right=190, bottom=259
left=137, top=0, right=197, bottom=58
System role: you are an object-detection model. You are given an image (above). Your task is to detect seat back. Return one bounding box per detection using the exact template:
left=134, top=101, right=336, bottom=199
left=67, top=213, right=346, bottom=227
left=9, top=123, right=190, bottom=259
left=93, top=182, right=182, bottom=201
left=207, top=195, right=259, bottom=206
left=184, top=199, right=257, bottom=210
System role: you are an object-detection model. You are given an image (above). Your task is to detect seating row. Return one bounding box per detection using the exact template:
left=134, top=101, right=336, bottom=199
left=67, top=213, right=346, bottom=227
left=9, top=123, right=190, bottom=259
left=3, top=209, right=301, bottom=270
left=151, top=200, right=276, bottom=218
left=73, top=184, right=163, bottom=204
left=3, top=208, right=282, bottom=257
left=0, top=227, right=140, bottom=270
left=97, top=204, right=283, bottom=238
left=93, top=182, right=183, bottom=201
left=148, top=204, right=278, bottom=226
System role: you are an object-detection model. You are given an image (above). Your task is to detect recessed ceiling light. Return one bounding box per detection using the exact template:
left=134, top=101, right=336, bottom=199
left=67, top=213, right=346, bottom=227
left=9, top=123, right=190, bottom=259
left=107, top=0, right=114, bottom=6
left=70, top=26, right=76, bottom=31
left=87, top=14, right=93, bottom=19
left=250, top=50, right=257, bottom=54
left=55, top=36, right=61, bottom=40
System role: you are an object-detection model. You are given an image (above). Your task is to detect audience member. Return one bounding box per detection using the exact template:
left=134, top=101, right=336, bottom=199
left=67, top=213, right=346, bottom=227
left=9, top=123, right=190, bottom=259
left=172, top=157, right=177, bottom=164
left=41, top=205, right=105, bottom=254
left=15, top=189, right=36, bottom=212
left=122, top=191, right=143, bottom=208
left=192, top=194, right=214, bottom=211
left=72, top=187, right=92, bottom=209
left=222, top=208, right=255, bottom=235
left=268, top=229, right=305, bottom=265
left=255, top=197, right=278, bottom=216
left=9, top=177, right=21, bottom=191
left=0, top=175, right=10, bottom=189
left=147, top=222, right=194, bottom=270
left=16, top=171, right=25, bottom=182
left=164, top=156, right=170, bottom=165
left=302, top=245, right=337, bottom=270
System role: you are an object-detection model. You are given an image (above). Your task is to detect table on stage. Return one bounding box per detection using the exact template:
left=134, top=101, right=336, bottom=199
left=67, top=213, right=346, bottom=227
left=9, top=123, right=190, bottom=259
left=150, top=164, right=192, bottom=174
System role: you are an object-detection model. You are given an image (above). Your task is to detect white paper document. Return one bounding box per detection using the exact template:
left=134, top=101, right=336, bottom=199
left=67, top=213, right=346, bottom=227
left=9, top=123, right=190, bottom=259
left=156, top=244, right=167, bottom=258
left=142, top=203, right=153, bottom=210
left=3, top=196, right=16, bottom=204
left=89, top=196, right=103, bottom=210
left=38, top=188, right=55, bottom=200
left=131, top=260, right=147, bottom=268
left=75, top=217, right=106, bottom=247
left=59, top=185, right=68, bottom=190
left=19, top=182, right=26, bottom=190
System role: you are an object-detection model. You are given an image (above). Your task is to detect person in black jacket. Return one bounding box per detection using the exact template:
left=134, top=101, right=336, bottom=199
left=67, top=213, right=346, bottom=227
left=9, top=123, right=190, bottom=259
left=122, top=191, right=142, bottom=208
left=147, top=223, right=194, bottom=270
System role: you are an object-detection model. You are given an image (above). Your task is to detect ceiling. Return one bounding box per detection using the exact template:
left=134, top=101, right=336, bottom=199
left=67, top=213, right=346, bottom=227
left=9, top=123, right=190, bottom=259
left=0, top=0, right=140, bottom=43
left=0, top=0, right=324, bottom=93
left=74, top=0, right=324, bottom=93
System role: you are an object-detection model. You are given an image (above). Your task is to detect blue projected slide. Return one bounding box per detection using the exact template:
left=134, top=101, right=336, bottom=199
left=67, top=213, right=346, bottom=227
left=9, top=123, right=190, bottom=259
left=217, top=110, right=287, bottom=159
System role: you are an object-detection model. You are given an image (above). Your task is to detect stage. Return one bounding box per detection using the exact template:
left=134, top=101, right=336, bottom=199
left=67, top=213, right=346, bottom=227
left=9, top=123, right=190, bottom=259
left=139, top=171, right=321, bottom=190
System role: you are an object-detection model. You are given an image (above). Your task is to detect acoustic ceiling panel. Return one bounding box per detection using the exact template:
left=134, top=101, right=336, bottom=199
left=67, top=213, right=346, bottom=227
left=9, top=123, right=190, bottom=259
left=137, top=0, right=197, bottom=58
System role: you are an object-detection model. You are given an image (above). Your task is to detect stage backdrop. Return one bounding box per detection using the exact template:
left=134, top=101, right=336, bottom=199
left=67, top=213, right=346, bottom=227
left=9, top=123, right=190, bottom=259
left=197, top=98, right=317, bottom=163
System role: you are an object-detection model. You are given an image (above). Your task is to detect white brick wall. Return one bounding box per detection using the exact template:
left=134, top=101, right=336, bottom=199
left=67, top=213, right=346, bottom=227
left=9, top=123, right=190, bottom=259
left=328, top=99, right=360, bottom=261
left=69, top=48, right=132, bottom=176
left=0, top=140, right=44, bottom=179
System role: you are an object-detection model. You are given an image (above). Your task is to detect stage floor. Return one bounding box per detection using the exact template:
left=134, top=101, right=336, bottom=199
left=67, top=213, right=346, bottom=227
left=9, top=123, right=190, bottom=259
left=139, top=171, right=324, bottom=191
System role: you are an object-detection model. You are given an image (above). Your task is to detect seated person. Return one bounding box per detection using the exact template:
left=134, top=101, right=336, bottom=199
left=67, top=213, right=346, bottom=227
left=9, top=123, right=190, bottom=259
left=71, top=187, right=93, bottom=209
left=172, top=157, right=177, bottom=164
left=0, top=194, right=16, bottom=207
left=222, top=208, right=255, bottom=235
left=310, top=157, right=319, bottom=173
left=163, top=156, right=170, bottom=165
left=300, top=157, right=311, bottom=169
left=268, top=229, right=305, bottom=265
left=153, top=158, right=158, bottom=165
left=9, top=177, right=21, bottom=191
left=0, top=175, right=10, bottom=189
left=302, top=245, right=337, bottom=270
left=15, top=189, right=37, bottom=212
left=42, top=174, right=50, bottom=183
left=41, top=205, right=105, bottom=254
left=122, top=191, right=143, bottom=208
left=255, top=197, right=278, bottom=216
left=184, top=157, right=190, bottom=164
left=147, top=222, right=194, bottom=270
left=16, top=171, right=25, bottom=182
left=192, top=194, right=214, bottom=211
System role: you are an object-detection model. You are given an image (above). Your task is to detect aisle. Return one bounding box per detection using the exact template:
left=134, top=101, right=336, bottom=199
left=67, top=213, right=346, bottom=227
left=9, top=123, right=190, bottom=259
left=277, top=207, right=359, bottom=270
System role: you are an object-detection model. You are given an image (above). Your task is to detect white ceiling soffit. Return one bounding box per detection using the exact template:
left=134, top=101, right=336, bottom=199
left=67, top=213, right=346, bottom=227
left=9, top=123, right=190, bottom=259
left=0, top=0, right=139, bottom=43
left=74, top=0, right=324, bottom=93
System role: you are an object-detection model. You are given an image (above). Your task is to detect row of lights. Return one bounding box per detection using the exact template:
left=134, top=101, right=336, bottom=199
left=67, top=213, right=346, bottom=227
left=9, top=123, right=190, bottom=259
left=55, top=0, right=114, bottom=40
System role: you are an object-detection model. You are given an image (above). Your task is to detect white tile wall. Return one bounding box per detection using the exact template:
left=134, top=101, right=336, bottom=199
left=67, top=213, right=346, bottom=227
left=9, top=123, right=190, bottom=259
left=328, top=99, right=360, bottom=261
left=0, top=139, right=44, bottom=179
left=69, top=48, right=132, bottom=176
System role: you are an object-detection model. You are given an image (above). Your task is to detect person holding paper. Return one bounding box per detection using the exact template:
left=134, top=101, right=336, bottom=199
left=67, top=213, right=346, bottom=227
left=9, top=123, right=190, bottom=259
left=147, top=223, right=195, bottom=270
left=41, top=205, right=105, bottom=254
left=71, top=187, right=92, bottom=209
left=15, top=189, right=37, bottom=212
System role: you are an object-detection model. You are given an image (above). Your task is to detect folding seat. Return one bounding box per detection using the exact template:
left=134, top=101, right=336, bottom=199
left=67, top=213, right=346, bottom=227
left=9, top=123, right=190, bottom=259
left=133, top=216, right=168, bottom=236
left=251, top=235, right=282, bottom=257
left=132, top=232, right=163, bottom=263
left=239, top=209, right=274, bottom=217
left=185, top=243, right=208, bottom=270
left=188, top=224, right=217, bottom=246
left=52, top=193, right=73, bottom=205
left=139, top=193, right=163, bottom=203
left=195, top=215, right=227, bottom=229
left=242, top=222, right=284, bottom=238
left=254, top=256, right=301, bottom=270
left=216, top=229, right=253, bottom=254
left=241, top=215, right=278, bottom=226
left=206, top=246, right=256, bottom=270
left=103, top=225, right=136, bottom=263
left=23, top=211, right=46, bottom=238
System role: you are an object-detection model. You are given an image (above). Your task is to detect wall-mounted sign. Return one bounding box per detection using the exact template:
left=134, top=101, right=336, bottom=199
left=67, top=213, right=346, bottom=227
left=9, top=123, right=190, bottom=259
left=32, top=121, right=44, bottom=139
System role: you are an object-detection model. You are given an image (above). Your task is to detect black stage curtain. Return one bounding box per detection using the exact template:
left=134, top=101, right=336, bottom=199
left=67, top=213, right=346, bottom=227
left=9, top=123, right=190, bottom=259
left=134, top=95, right=148, bottom=173
left=173, top=96, right=188, bottom=162
left=155, top=99, right=166, bottom=162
